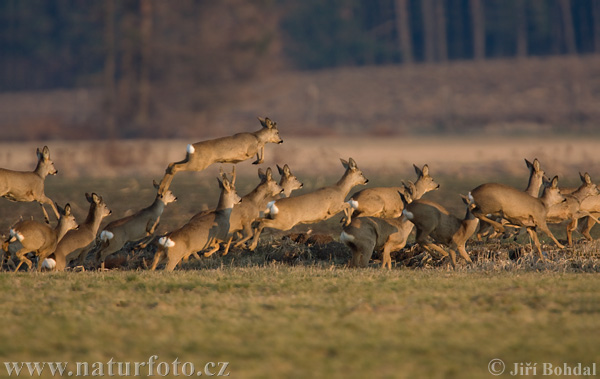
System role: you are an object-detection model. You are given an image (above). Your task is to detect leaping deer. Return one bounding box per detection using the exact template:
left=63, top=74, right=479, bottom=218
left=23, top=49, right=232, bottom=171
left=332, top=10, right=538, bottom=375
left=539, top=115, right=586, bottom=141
left=151, top=168, right=241, bottom=271
left=158, top=117, right=283, bottom=193
left=0, top=146, right=60, bottom=223
left=248, top=158, right=368, bottom=251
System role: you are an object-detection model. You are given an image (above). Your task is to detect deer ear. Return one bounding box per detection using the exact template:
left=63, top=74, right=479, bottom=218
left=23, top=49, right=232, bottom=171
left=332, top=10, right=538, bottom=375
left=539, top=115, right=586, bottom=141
left=85, top=193, right=93, bottom=203
left=348, top=158, right=357, bottom=168
left=413, top=164, right=423, bottom=177
left=258, top=168, right=266, bottom=180
left=92, top=193, right=101, bottom=203
left=340, top=158, right=349, bottom=169
left=551, top=176, right=559, bottom=188
left=42, top=146, right=50, bottom=159
left=277, top=164, right=284, bottom=176
left=585, top=173, right=592, bottom=184
left=421, top=164, right=429, bottom=176
left=265, top=167, right=273, bottom=180
left=64, top=203, right=71, bottom=215
left=533, top=158, right=540, bottom=171
left=36, top=148, right=42, bottom=160
left=153, top=180, right=160, bottom=189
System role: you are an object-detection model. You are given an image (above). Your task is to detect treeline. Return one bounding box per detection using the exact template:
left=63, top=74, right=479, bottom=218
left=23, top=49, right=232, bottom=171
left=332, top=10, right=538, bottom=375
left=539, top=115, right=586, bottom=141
left=0, top=0, right=599, bottom=139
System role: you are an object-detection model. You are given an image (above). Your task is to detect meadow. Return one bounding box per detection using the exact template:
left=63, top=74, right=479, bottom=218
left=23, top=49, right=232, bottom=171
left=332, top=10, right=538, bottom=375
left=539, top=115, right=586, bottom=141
left=1, top=137, right=600, bottom=377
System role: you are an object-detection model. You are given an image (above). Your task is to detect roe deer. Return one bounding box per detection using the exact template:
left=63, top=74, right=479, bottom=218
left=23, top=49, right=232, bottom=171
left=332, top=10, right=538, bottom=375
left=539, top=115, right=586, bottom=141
left=576, top=195, right=600, bottom=241
left=0, top=146, right=60, bottom=223
left=94, top=181, right=177, bottom=270
left=203, top=167, right=283, bottom=257
left=402, top=194, right=479, bottom=269
left=158, top=117, right=283, bottom=193
left=545, top=173, right=600, bottom=246
left=277, top=164, right=303, bottom=198
left=3, top=203, right=77, bottom=271
left=50, top=193, right=112, bottom=271
left=342, top=164, right=439, bottom=226
left=248, top=158, right=368, bottom=251
left=477, top=158, right=547, bottom=240
left=470, top=176, right=566, bottom=258
left=341, top=184, right=416, bottom=270
left=151, top=169, right=241, bottom=271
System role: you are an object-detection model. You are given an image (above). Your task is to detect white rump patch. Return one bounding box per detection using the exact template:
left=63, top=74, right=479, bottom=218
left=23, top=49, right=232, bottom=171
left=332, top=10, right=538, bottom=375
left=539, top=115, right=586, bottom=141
left=468, top=192, right=474, bottom=203
left=100, top=230, right=114, bottom=242
left=402, top=209, right=414, bottom=220
left=187, top=144, right=195, bottom=154
left=340, top=231, right=355, bottom=244
left=159, top=236, right=176, bottom=248
left=267, top=201, right=279, bottom=215
left=348, top=199, right=359, bottom=210
left=9, top=229, right=24, bottom=242
left=42, top=258, right=56, bottom=270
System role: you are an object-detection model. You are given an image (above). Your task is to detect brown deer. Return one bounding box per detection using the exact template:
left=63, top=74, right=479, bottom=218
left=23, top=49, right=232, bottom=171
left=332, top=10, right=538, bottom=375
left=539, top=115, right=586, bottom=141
left=3, top=203, right=77, bottom=271
left=342, top=164, right=439, bottom=226
left=50, top=193, right=112, bottom=271
left=0, top=146, right=60, bottom=223
left=151, top=169, right=241, bottom=271
left=341, top=184, right=416, bottom=270
left=545, top=173, right=600, bottom=246
left=477, top=158, right=547, bottom=240
left=203, top=167, right=283, bottom=257
left=277, top=164, right=304, bottom=198
left=158, top=117, right=283, bottom=193
left=401, top=194, right=479, bottom=268
left=248, top=158, right=368, bottom=251
left=470, top=176, right=566, bottom=258
left=94, top=181, right=177, bottom=270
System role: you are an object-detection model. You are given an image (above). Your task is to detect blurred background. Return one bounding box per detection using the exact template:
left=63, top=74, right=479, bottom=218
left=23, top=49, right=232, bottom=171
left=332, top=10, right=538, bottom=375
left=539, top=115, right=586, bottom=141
left=1, top=0, right=600, bottom=141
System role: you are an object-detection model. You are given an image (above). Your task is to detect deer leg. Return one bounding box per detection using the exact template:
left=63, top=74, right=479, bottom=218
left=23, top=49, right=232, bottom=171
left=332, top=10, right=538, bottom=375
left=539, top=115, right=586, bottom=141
left=381, top=244, right=393, bottom=270
left=248, top=223, right=266, bottom=251
left=579, top=216, right=596, bottom=241
left=203, top=243, right=221, bottom=257
left=252, top=146, right=264, bottom=165
left=537, top=222, right=565, bottom=249
left=456, top=245, right=473, bottom=265
left=150, top=249, right=165, bottom=271
left=566, top=218, right=578, bottom=247
left=221, top=237, right=233, bottom=256
left=525, top=227, right=544, bottom=259
left=472, top=210, right=506, bottom=234
left=14, top=249, right=32, bottom=272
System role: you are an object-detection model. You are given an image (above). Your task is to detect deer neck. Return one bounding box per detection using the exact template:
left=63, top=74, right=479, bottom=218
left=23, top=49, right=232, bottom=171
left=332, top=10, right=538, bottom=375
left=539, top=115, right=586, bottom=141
left=460, top=210, right=479, bottom=237
left=81, top=205, right=104, bottom=233
left=215, top=193, right=236, bottom=212
left=571, top=185, right=595, bottom=203
left=55, top=220, right=71, bottom=241
left=540, top=189, right=564, bottom=209
left=252, top=127, right=271, bottom=145
left=336, top=171, right=360, bottom=198
left=524, top=173, right=544, bottom=198
left=149, top=196, right=166, bottom=216
left=33, top=161, right=49, bottom=178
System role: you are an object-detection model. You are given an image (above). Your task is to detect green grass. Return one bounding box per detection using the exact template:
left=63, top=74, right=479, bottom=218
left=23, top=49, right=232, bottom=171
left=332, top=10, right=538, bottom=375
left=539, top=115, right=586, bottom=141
left=1, top=267, right=600, bottom=378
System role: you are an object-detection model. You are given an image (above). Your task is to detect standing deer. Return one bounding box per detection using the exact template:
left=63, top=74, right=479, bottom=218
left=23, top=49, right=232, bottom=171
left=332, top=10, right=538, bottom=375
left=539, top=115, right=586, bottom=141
left=204, top=167, right=283, bottom=257
left=470, top=176, right=566, bottom=259
left=158, top=117, right=283, bottom=193
left=545, top=173, right=600, bottom=246
left=0, top=146, right=60, bottom=223
left=402, top=194, right=479, bottom=269
left=248, top=158, right=368, bottom=251
left=2, top=203, right=77, bottom=271
left=341, top=184, right=417, bottom=270
left=342, top=164, right=439, bottom=225
left=94, top=181, right=177, bottom=270
left=151, top=169, right=241, bottom=271
left=50, top=193, right=112, bottom=271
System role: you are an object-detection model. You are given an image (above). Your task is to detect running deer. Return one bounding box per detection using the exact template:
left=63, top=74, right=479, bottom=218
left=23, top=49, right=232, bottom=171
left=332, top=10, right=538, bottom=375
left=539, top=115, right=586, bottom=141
left=151, top=169, right=241, bottom=271
left=545, top=173, right=600, bottom=246
left=402, top=194, right=479, bottom=268
left=3, top=203, right=77, bottom=271
left=94, top=181, right=177, bottom=270
left=204, top=167, right=283, bottom=256
left=158, top=117, right=283, bottom=193
left=248, top=158, right=368, bottom=251
left=342, top=164, right=439, bottom=226
left=470, top=176, right=566, bottom=259
left=50, top=193, right=112, bottom=271
left=0, top=146, right=60, bottom=223
left=277, top=164, right=304, bottom=198
left=477, top=158, right=547, bottom=240
left=576, top=194, right=600, bottom=241
left=341, top=184, right=416, bottom=270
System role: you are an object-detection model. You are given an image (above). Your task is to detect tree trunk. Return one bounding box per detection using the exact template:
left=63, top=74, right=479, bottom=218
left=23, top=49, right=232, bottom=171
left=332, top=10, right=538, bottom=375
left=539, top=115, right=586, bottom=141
left=138, top=0, right=153, bottom=124
left=470, top=0, right=485, bottom=60
left=422, top=0, right=436, bottom=62
left=394, top=0, right=413, bottom=64
left=558, top=0, right=577, bottom=54
left=104, top=0, right=117, bottom=139
left=516, top=0, right=528, bottom=58
left=435, top=0, right=447, bottom=62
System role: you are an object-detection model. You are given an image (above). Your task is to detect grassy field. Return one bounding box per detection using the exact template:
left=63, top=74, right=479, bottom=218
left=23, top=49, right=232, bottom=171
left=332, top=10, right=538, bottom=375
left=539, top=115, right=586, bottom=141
left=1, top=268, right=600, bottom=378
left=1, top=138, right=600, bottom=377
